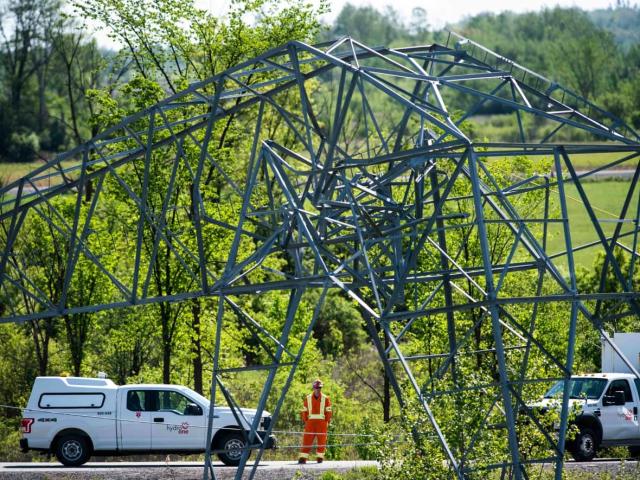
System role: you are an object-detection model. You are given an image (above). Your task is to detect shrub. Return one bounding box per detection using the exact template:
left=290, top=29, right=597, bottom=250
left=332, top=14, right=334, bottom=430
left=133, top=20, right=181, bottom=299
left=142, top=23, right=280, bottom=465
left=7, top=130, right=40, bottom=163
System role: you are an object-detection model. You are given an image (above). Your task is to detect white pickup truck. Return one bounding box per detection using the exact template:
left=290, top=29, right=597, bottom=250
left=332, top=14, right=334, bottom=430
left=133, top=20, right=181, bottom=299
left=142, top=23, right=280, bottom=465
left=537, top=373, right=640, bottom=461
left=19, top=376, right=275, bottom=466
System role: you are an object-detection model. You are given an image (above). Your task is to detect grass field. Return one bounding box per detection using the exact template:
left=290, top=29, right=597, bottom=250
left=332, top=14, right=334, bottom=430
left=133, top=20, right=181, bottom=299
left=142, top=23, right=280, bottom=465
left=0, top=160, right=80, bottom=187
left=1, top=162, right=635, bottom=269
left=562, top=150, right=637, bottom=170
left=1, top=143, right=637, bottom=185
left=547, top=180, right=638, bottom=268
left=481, top=149, right=637, bottom=171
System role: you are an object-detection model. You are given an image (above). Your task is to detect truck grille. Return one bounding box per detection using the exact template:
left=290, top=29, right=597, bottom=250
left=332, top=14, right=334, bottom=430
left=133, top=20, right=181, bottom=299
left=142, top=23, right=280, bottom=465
left=261, top=416, right=271, bottom=430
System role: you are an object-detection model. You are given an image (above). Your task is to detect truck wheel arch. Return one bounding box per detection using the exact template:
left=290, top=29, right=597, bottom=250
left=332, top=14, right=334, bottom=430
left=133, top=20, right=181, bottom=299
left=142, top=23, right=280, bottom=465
left=52, top=428, right=94, bottom=453
left=574, top=414, right=603, bottom=444
left=212, top=426, right=245, bottom=446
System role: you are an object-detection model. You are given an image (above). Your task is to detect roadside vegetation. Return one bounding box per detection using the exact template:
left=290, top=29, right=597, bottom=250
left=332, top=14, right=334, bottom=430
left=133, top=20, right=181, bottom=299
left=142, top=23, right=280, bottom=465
left=319, top=465, right=640, bottom=480
left=1, top=1, right=639, bottom=479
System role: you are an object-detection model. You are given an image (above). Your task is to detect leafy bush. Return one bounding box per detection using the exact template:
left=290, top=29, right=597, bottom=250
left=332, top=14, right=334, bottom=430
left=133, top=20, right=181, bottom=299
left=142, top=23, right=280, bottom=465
left=319, top=467, right=379, bottom=480
left=0, top=418, right=36, bottom=462
left=41, top=118, right=67, bottom=152
left=6, top=130, right=40, bottom=163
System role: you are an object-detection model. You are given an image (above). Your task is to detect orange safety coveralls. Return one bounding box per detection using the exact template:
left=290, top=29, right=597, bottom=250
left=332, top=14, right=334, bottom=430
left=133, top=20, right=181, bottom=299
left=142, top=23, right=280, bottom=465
left=299, top=392, right=332, bottom=460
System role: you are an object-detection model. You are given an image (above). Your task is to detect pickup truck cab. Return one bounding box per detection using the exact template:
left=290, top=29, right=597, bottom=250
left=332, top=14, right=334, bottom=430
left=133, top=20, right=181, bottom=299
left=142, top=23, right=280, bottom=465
left=20, top=377, right=275, bottom=466
left=538, top=373, right=640, bottom=461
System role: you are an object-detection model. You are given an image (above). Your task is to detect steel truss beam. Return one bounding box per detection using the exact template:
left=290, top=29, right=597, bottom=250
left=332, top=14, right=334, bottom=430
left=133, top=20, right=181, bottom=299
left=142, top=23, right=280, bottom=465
left=1, top=34, right=640, bottom=479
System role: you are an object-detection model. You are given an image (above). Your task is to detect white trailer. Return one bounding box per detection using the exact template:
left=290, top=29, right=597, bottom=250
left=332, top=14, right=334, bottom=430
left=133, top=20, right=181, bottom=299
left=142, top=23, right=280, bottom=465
left=601, top=333, right=640, bottom=374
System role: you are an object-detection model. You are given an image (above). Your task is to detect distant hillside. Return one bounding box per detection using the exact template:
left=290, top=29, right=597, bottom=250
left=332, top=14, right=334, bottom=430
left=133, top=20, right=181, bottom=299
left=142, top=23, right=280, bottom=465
left=324, top=3, right=640, bottom=130
left=589, top=6, right=640, bottom=49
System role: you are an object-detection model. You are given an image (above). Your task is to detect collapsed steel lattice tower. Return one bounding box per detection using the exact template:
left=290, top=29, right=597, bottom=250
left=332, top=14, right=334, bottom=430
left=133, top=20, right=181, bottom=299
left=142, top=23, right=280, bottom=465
left=2, top=33, right=640, bottom=479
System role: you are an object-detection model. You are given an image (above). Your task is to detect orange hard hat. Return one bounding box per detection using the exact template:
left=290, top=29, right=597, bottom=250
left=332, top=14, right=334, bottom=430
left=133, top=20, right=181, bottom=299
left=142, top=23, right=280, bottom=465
left=312, top=379, right=323, bottom=389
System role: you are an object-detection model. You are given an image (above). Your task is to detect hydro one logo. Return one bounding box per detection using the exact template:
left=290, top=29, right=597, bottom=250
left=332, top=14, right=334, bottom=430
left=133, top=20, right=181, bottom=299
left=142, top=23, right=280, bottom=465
left=166, top=422, right=190, bottom=434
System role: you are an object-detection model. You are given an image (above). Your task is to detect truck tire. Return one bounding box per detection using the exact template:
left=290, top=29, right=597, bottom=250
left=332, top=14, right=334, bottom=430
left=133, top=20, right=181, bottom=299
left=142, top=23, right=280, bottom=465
left=628, top=446, right=640, bottom=458
left=55, top=434, right=91, bottom=466
left=217, top=431, right=249, bottom=466
left=570, top=427, right=597, bottom=462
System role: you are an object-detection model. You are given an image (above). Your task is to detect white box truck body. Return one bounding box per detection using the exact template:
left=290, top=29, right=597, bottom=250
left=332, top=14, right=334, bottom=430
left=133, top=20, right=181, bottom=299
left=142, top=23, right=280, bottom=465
left=601, top=333, right=640, bottom=374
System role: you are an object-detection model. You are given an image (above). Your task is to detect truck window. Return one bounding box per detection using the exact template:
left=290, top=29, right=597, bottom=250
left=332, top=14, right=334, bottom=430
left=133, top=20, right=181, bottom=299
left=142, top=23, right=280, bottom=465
left=126, top=390, right=146, bottom=411
left=39, top=393, right=105, bottom=409
left=157, top=390, right=194, bottom=415
left=636, top=379, right=640, bottom=400
left=544, top=378, right=606, bottom=399
left=606, top=379, right=633, bottom=402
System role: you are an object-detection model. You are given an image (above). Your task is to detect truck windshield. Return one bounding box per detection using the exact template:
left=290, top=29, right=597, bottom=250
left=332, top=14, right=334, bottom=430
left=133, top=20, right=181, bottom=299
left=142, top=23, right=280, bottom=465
left=180, top=386, right=211, bottom=406
left=544, top=378, right=607, bottom=400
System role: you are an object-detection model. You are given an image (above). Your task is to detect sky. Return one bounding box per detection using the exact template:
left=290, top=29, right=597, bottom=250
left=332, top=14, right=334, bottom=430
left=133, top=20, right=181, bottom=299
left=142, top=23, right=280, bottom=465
left=92, top=0, right=621, bottom=48
left=201, top=0, right=619, bottom=28
left=328, top=0, right=617, bottom=27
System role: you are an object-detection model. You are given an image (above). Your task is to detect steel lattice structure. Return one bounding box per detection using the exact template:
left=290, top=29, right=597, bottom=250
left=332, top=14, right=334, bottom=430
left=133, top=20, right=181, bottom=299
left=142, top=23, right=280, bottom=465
left=2, top=33, right=640, bottom=479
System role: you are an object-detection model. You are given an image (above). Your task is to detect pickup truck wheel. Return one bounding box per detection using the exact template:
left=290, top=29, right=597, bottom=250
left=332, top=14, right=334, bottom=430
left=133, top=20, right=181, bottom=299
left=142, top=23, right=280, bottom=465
left=570, top=427, right=597, bottom=462
left=628, top=446, right=640, bottom=458
left=55, top=434, right=91, bottom=466
left=217, top=432, right=249, bottom=466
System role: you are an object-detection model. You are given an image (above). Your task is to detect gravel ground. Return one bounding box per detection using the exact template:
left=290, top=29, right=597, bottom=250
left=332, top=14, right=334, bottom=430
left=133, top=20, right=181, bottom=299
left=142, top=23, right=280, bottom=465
left=564, top=458, right=640, bottom=475
left=0, top=461, right=378, bottom=480
left=3, top=459, right=638, bottom=479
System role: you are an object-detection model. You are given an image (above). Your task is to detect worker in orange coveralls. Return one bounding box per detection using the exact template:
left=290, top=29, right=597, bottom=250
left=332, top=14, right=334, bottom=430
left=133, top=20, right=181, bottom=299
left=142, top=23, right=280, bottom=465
left=298, top=379, right=332, bottom=464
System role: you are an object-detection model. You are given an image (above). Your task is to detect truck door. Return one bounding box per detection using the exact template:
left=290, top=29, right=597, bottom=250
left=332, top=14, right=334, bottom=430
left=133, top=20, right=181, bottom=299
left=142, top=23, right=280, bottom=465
left=148, top=390, right=206, bottom=450
left=600, top=379, right=637, bottom=440
left=118, top=389, right=152, bottom=449
left=634, top=379, right=640, bottom=434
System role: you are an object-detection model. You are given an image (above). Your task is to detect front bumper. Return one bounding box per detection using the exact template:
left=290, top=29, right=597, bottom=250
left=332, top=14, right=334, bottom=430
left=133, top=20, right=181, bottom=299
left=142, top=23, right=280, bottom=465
left=257, top=432, right=277, bottom=450
left=266, top=434, right=276, bottom=449
left=20, top=438, right=28, bottom=453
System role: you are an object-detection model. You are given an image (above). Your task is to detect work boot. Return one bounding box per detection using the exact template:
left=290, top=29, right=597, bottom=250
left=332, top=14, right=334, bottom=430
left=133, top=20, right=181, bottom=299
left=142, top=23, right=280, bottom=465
left=317, top=458, right=323, bottom=463
left=298, top=458, right=307, bottom=464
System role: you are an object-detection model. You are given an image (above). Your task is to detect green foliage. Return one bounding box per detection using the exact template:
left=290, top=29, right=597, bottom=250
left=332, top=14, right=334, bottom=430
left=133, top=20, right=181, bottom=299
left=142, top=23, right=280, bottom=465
left=310, top=290, right=366, bottom=358
left=319, top=468, right=379, bottom=480
left=377, top=406, right=450, bottom=480
left=0, top=0, right=109, bottom=162
left=547, top=181, right=639, bottom=268
left=75, top=0, right=327, bottom=89
left=331, top=4, right=404, bottom=47
left=0, top=420, right=31, bottom=462
left=1, top=0, right=639, bottom=471
left=573, top=248, right=640, bottom=372
left=6, top=130, right=40, bottom=163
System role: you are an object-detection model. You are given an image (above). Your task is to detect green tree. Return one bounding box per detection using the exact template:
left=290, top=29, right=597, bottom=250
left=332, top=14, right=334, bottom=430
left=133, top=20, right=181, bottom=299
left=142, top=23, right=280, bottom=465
left=328, top=3, right=404, bottom=46
left=74, top=0, right=328, bottom=386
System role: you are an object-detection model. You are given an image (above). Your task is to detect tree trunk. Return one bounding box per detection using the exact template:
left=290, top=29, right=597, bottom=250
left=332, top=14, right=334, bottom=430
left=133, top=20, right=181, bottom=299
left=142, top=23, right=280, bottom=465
left=383, top=331, right=391, bottom=422
left=160, top=303, right=172, bottom=384
left=163, top=341, right=171, bottom=384
left=10, top=81, right=22, bottom=124
left=191, top=299, right=203, bottom=394
left=30, top=319, right=53, bottom=376
left=64, top=314, right=90, bottom=377
left=37, top=64, right=47, bottom=133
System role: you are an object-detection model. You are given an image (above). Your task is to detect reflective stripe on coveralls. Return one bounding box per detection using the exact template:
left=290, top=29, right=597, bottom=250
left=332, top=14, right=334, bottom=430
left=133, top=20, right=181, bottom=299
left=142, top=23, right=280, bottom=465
left=307, top=394, right=326, bottom=420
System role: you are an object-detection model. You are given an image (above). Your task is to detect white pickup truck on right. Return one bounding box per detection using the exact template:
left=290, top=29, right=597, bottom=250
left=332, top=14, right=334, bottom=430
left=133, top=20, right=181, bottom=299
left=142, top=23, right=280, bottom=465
left=539, top=373, right=640, bottom=461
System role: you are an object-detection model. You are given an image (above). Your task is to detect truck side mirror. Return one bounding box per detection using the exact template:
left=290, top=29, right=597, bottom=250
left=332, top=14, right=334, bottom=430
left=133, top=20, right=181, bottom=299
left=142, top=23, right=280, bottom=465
left=185, top=403, right=203, bottom=415
left=614, top=390, right=626, bottom=406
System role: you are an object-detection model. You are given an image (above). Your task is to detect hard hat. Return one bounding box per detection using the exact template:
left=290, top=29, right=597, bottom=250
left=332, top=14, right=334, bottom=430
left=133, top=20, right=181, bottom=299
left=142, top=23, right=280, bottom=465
left=312, top=379, right=323, bottom=389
